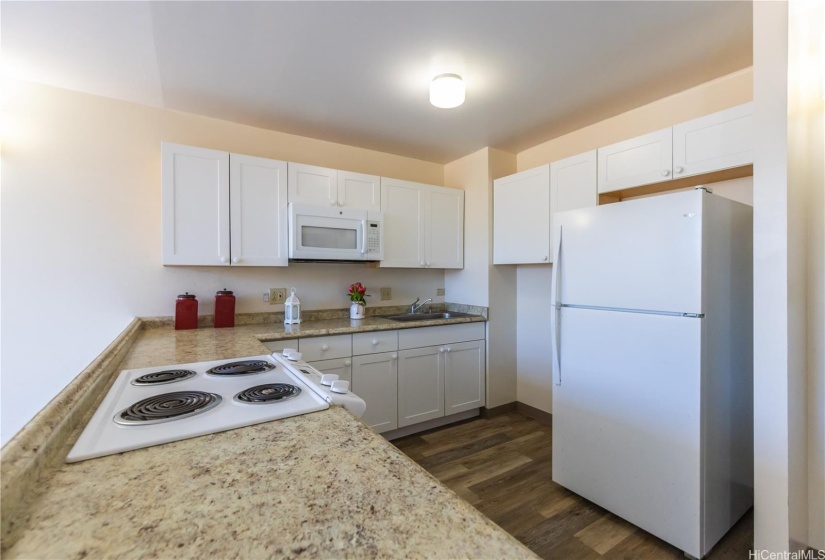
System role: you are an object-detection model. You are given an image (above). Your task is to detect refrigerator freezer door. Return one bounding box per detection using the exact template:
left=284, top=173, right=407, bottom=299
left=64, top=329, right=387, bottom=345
left=552, top=306, right=702, bottom=557
left=555, top=190, right=703, bottom=314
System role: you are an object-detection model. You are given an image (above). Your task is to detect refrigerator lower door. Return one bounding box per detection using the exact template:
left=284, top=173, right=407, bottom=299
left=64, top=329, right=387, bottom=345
left=552, top=306, right=703, bottom=557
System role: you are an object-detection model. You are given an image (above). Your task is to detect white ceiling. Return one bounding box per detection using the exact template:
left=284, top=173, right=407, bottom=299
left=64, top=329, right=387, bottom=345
left=1, top=1, right=752, bottom=163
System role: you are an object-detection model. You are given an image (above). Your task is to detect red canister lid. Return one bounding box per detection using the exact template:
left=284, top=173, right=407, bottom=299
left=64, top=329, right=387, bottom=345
left=216, top=289, right=234, bottom=296
left=177, top=292, right=196, bottom=299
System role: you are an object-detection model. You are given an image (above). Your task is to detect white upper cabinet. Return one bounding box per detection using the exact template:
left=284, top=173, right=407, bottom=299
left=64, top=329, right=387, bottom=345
left=162, top=143, right=230, bottom=266
left=229, top=154, right=288, bottom=266
left=598, top=128, right=673, bottom=194
left=598, top=103, right=754, bottom=194
left=550, top=150, right=598, bottom=257
left=672, top=102, right=754, bottom=179
left=339, top=170, right=381, bottom=211
left=493, top=153, right=597, bottom=265
left=493, top=165, right=550, bottom=265
left=427, top=186, right=464, bottom=269
left=162, top=143, right=287, bottom=266
left=288, top=163, right=380, bottom=211
left=380, top=178, right=464, bottom=269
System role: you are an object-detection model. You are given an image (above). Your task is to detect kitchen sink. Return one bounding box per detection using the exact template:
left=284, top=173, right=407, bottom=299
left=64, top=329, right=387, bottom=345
left=385, top=312, right=476, bottom=322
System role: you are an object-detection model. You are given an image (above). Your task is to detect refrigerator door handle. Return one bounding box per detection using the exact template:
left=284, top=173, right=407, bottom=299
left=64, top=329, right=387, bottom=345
left=550, top=226, right=562, bottom=386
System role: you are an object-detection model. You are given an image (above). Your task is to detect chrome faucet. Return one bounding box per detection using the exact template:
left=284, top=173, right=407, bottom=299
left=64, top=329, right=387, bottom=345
left=410, top=297, right=432, bottom=314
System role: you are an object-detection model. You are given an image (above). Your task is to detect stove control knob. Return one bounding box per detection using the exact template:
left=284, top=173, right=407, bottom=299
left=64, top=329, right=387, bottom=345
left=320, top=374, right=339, bottom=386
left=330, top=380, right=350, bottom=394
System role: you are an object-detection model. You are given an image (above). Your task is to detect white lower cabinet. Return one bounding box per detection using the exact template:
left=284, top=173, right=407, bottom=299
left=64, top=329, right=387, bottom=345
left=398, top=346, right=445, bottom=428
left=444, top=341, right=486, bottom=414
left=352, top=352, right=398, bottom=433
left=263, top=323, right=486, bottom=435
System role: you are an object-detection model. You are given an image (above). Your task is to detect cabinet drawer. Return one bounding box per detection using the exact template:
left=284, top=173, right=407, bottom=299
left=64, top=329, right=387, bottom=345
left=398, top=323, right=485, bottom=350
left=353, top=330, right=398, bottom=355
left=262, top=339, right=298, bottom=355
left=299, top=334, right=352, bottom=361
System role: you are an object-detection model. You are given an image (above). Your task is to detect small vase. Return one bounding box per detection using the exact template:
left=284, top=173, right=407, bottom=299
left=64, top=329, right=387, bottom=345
left=350, top=302, right=366, bottom=320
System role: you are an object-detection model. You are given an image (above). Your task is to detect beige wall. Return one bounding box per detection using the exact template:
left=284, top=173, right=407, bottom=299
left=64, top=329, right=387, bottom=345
left=444, top=147, right=518, bottom=409
left=0, top=79, right=445, bottom=444
left=516, top=67, right=754, bottom=172
left=753, top=0, right=825, bottom=551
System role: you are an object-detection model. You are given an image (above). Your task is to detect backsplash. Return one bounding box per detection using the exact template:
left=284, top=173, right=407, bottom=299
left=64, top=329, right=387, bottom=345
left=141, top=302, right=489, bottom=329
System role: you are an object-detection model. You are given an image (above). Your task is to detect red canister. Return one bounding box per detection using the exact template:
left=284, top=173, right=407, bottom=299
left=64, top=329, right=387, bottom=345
left=214, top=289, right=236, bottom=328
left=175, top=292, right=198, bottom=330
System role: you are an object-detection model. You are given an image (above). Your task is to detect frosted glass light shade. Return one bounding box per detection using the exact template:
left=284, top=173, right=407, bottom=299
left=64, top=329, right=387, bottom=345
left=430, top=73, right=465, bottom=108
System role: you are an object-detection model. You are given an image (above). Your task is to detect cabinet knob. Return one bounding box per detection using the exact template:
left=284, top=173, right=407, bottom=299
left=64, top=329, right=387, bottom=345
left=426, top=262, right=431, bottom=267
left=321, top=344, right=329, bottom=351
left=344, top=360, right=351, bottom=367
left=232, top=257, right=239, bottom=264
left=391, top=354, right=397, bottom=360
left=543, top=255, right=548, bottom=261
left=420, top=261, right=425, bottom=267
left=439, top=347, right=446, bottom=353
left=220, top=256, right=228, bottom=264
left=371, top=339, right=378, bottom=346
left=661, top=169, right=671, bottom=177
left=674, top=166, right=684, bottom=174
left=329, top=200, right=337, bottom=206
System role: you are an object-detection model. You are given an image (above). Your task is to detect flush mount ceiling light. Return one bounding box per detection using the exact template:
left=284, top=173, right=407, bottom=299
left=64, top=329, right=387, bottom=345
left=430, top=73, right=465, bottom=108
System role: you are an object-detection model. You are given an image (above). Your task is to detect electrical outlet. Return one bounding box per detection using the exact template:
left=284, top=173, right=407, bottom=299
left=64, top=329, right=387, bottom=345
left=436, top=288, right=445, bottom=296
left=269, top=288, right=287, bottom=305
left=263, top=292, right=270, bottom=303
left=380, top=287, right=391, bottom=301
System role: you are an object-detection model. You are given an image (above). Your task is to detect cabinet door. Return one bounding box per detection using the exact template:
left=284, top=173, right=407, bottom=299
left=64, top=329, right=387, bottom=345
left=308, top=357, right=352, bottom=383
left=550, top=151, right=597, bottom=259
left=444, top=340, right=486, bottom=415
left=352, top=352, right=398, bottom=433
left=229, top=154, right=288, bottom=266
left=162, top=143, right=230, bottom=265
left=338, top=170, right=381, bottom=211
left=397, top=346, right=445, bottom=427
left=380, top=178, right=426, bottom=268
left=598, top=128, right=673, bottom=193
left=426, top=186, right=464, bottom=269
left=287, top=163, right=338, bottom=206
left=493, top=165, right=550, bottom=264
left=673, top=103, right=753, bottom=179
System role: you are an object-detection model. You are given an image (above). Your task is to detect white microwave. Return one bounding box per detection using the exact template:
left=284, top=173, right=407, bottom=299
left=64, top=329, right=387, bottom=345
left=288, top=203, right=383, bottom=262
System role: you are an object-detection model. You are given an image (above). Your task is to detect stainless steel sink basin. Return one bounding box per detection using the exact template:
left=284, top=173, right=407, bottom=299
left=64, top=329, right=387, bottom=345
left=385, top=312, right=476, bottom=322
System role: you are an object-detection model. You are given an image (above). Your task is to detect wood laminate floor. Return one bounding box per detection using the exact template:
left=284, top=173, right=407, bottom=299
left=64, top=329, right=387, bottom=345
left=393, top=411, right=754, bottom=559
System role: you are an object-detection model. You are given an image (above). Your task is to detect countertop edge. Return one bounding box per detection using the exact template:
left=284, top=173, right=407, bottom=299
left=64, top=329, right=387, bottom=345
left=1, top=318, right=143, bottom=544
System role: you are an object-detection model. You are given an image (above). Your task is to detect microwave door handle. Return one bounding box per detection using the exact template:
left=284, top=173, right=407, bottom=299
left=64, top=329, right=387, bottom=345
left=360, top=220, right=366, bottom=254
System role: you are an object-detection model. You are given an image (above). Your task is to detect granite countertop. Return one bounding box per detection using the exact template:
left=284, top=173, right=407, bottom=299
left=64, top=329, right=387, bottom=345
left=3, top=314, right=537, bottom=559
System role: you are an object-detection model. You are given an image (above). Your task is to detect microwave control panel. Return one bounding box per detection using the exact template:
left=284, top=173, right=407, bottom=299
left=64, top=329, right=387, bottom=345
left=366, top=222, right=381, bottom=254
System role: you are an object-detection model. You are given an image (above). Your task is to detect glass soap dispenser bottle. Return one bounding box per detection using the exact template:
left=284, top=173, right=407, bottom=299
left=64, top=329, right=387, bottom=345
left=284, top=287, right=301, bottom=324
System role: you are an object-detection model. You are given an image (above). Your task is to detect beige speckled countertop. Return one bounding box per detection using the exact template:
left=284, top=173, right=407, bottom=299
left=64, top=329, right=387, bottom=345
left=3, top=313, right=537, bottom=559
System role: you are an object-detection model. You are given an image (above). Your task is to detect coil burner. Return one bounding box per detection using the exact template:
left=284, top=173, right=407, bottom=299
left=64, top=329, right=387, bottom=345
left=115, top=391, right=221, bottom=425
left=131, top=369, right=197, bottom=386
left=205, top=360, right=276, bottom=376
left=234, top=384, right=302, bottom=404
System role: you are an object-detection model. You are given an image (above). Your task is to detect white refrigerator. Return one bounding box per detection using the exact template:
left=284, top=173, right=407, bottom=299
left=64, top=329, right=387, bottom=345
left=550, top=189, right=753, bottom=558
